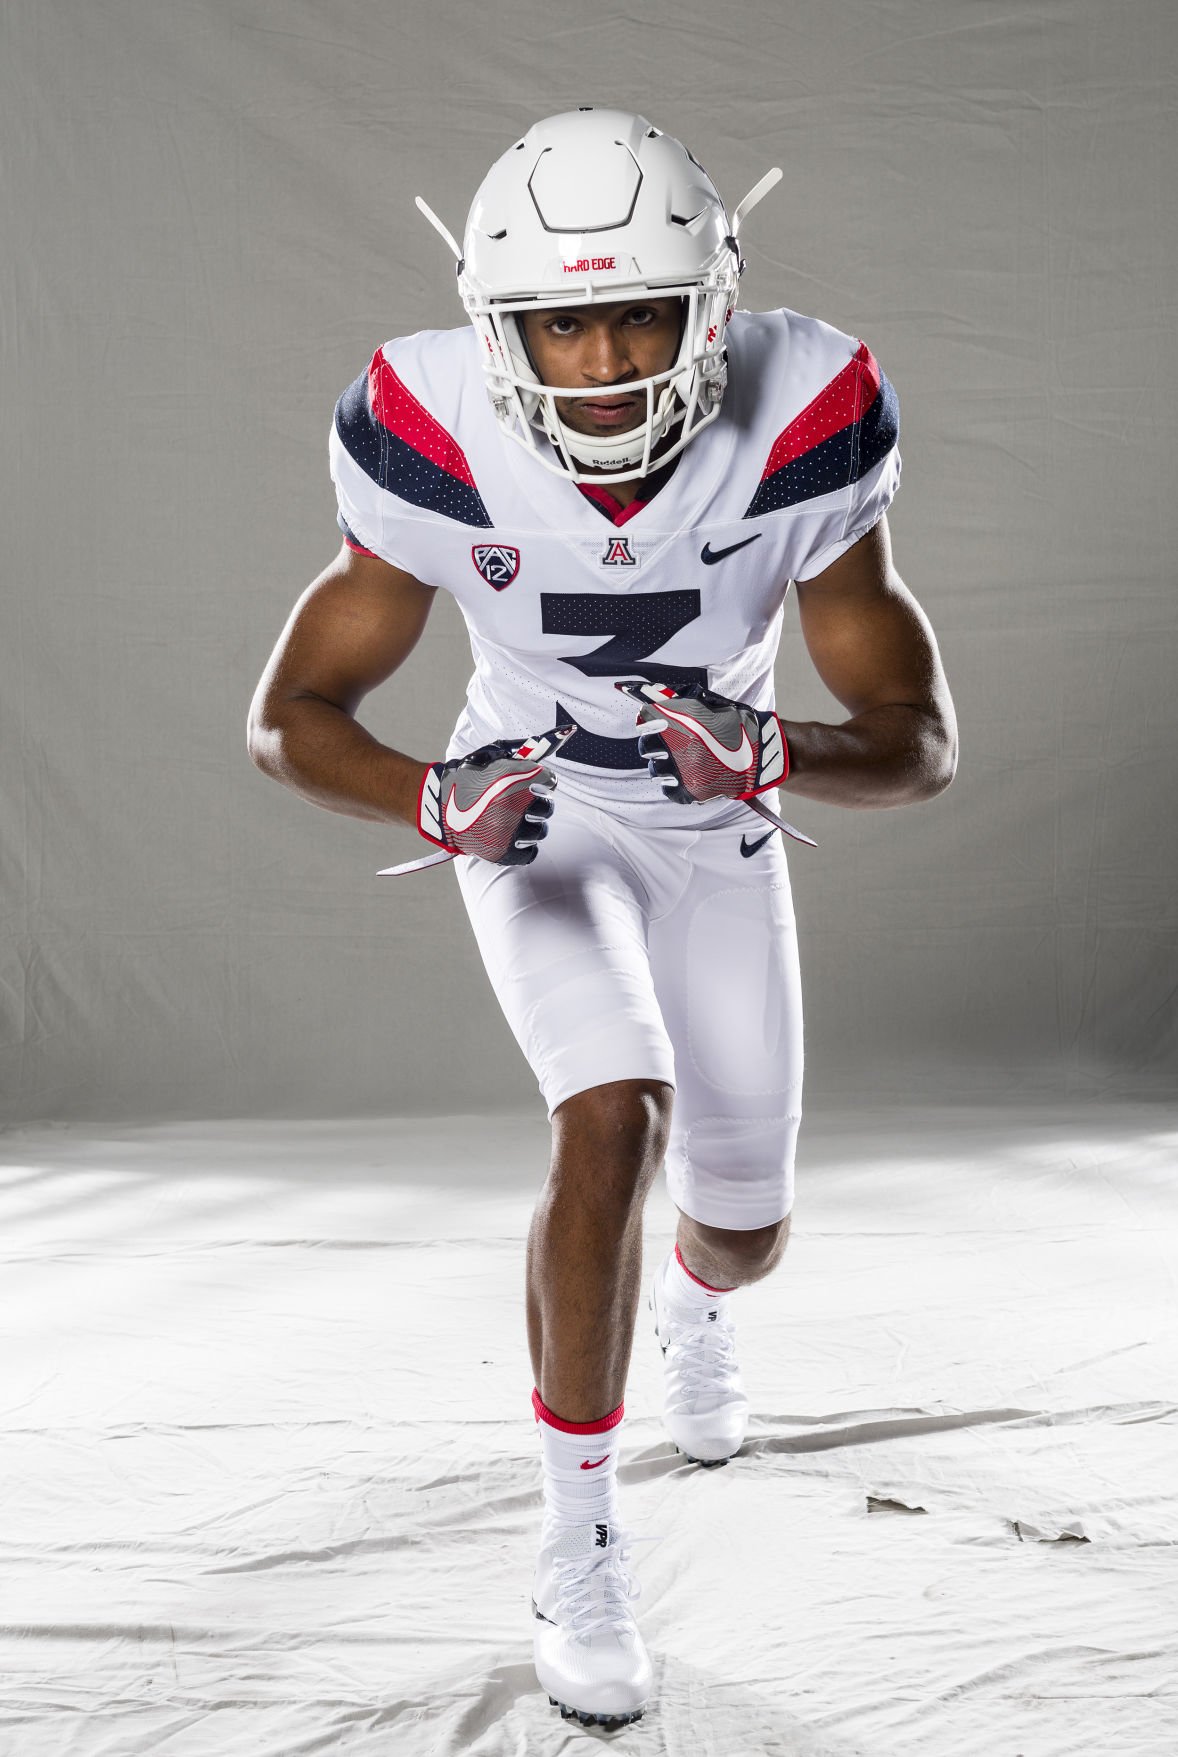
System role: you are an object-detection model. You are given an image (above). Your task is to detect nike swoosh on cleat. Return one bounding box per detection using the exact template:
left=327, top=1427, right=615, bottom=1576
left=444, top=765, right=542, bottom=832
left=740, top=830, right=774, bottom=857
left=580, top=1455, right=610, bottom=1470
left=700, top=534, right=763, bottom=565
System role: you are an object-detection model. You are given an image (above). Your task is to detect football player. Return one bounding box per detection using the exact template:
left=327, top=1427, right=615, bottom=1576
left=247, top=109, right=957, bottom=1730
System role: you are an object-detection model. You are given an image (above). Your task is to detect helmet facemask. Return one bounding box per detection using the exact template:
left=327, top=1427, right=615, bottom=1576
left=466, top=267, right=736, bottom=483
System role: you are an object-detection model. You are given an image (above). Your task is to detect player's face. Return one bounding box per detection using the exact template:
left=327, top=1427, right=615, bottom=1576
left=518, top=297, right=682, bottom=439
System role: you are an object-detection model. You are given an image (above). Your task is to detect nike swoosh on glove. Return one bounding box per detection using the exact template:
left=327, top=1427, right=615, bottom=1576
left=616, top=681, right=789, bottom=805
left=418, top=724, right=574, bottom=863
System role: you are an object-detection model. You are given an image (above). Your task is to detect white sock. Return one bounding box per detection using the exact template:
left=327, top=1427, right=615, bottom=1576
left=533, top=1388, right=623, bottom=1532
left=662, top=1242, right=735, bottom=1315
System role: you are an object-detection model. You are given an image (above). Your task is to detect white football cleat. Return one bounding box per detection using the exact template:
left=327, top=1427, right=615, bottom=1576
left=532, top=1518, right=656, bottom=1728
left=650, top=1258, right=751, bottom=1466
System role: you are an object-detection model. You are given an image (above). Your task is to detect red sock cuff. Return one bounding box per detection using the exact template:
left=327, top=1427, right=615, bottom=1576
left=532, top=1388, right=625, bottom=1434
left=674, top=1242, right=735, bottom=1294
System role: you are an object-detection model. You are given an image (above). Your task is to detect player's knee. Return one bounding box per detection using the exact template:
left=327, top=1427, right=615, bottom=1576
left=686, top=1212, right=791, bottom=1273
left=551, top=1079, right=672, bottom=1196
left=727, top=1213, right=791, bottom=1270
left=553, top=1078, right=673, bottom=1156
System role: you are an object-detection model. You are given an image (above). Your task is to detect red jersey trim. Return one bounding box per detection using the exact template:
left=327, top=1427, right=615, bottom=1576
left=576, top=482, right=651, bottom=527
left=759, top=342, right=882, bottom=483
left=367, top=349, right=480, bottom=489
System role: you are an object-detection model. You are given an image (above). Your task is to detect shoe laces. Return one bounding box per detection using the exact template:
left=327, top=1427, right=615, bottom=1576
left=663, top=1305, right=742, bottom=1399
left=552, top=1528, right=665, bottom=1644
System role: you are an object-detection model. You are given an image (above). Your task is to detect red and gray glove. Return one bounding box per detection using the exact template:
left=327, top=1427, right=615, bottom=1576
left=617, top=680, right=789, bottom=805
left=417, top=724, right=574, bottom=865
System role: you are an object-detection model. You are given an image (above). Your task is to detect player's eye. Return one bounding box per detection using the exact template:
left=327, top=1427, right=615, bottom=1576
left=545, top=316, right=581, bottom=335
left=625, top=307, right=657, bottom=325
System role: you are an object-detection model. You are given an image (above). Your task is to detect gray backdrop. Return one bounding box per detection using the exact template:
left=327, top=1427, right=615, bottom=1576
left=3, top=0, right=1175, bottom=1123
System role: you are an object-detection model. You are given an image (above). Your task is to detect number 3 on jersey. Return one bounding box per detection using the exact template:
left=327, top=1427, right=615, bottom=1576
left=540, top=589, right=707, bottom=771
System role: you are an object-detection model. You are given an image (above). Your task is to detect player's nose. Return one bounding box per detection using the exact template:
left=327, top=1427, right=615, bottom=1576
left=582, top=322, right=633, bottom=383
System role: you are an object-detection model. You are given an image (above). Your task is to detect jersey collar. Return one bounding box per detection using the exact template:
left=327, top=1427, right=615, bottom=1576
left=497, top=403, right=737, bottom=537
left=575, top=454, right=681, bottom=527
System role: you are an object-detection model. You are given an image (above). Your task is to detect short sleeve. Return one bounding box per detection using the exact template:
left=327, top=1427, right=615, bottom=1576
left=791, top=342, right=900, bottom=580
left=328, top=340, right=494, bottom=574
left=327, top=354, right=418, bottom=573
left=337, top=510, right=377, bottom=558
left=742, top=335, right=901, bottom=582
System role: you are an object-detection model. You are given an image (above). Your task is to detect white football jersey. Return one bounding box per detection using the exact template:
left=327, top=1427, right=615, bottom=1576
left=329, top=308, right=901, bottom=818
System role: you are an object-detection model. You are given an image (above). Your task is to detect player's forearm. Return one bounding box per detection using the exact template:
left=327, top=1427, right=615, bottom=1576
left=779, top=702, right=957, bottom=808
left=248, top=697, right=424, bottom=827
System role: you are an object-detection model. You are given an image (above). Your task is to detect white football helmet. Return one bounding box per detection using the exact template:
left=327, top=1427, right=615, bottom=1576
left=416, top=109, right=781, bottom=484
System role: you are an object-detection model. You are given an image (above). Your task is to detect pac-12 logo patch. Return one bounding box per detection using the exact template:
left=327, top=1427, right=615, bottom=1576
left=600, top=535, right=637, bottom=567
left=472, top=544, right=520, bottom=589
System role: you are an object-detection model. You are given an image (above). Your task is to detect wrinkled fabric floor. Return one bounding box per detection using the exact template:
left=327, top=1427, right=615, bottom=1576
left=1, top=1102, right=1174, bottom=1756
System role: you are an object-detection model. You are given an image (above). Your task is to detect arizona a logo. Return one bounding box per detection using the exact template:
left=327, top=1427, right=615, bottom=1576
left=601, top=535, right=637, bottom=567
left=471, top=544, right=520, bottom=590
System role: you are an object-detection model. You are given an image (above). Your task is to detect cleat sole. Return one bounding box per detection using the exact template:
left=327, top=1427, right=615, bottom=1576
left=552, top=1698, right=645, bottom=1729
left=677, top=1445, right=732, bottom=1469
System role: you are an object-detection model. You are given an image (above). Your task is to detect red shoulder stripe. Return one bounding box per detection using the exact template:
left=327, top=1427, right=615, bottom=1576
left=367, top=349, right=479, bottom=489
left=760, top=342, right=882, bottom=482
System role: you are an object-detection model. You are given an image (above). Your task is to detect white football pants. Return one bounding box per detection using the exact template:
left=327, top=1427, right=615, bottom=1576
left=453, top=788, right=803, bottom=1230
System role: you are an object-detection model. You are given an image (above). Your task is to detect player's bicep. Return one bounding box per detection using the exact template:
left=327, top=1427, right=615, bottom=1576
left=252, top=544, right=437, bottom=725
left=793, top=516, right=952, bottom=722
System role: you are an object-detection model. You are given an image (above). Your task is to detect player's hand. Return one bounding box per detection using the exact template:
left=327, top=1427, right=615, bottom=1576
left=616, top=680, right=789, bottom=805
left=417, top=724, right=575, bottom=864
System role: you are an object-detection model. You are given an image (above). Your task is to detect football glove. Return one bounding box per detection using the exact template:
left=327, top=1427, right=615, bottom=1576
left=417, top=725, right=573, bottom=864
left=617, top=680, right=789, bottom=805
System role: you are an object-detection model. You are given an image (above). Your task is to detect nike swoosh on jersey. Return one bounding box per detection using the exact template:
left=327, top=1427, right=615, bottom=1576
left=700, top=533, right=763, bottom=565
left=657, top=703, right=754, bottom=771
left=740, top=830, right=775, bottom=857
left=444, top=765, right=541, bottom=833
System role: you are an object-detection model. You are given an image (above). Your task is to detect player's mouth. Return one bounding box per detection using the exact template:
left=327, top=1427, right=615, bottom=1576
left=577, top=395, right=640, bottom=429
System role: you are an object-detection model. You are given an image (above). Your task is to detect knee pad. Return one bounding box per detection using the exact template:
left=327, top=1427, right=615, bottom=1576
left=667, top=1110, right=799, bottom=1229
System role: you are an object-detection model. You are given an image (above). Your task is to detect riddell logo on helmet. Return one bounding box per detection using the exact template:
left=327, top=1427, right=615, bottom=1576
left=563, top=256, right=617, bottom=274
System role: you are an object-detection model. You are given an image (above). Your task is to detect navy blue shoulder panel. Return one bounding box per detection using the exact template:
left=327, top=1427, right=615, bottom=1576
left=744, top=350, right=899, bottom=520
left=334, top=361, right=493, bottom=529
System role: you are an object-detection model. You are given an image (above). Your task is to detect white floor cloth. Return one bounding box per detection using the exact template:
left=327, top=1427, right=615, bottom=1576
left=1, top=1102, right=1174, bottom=1756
